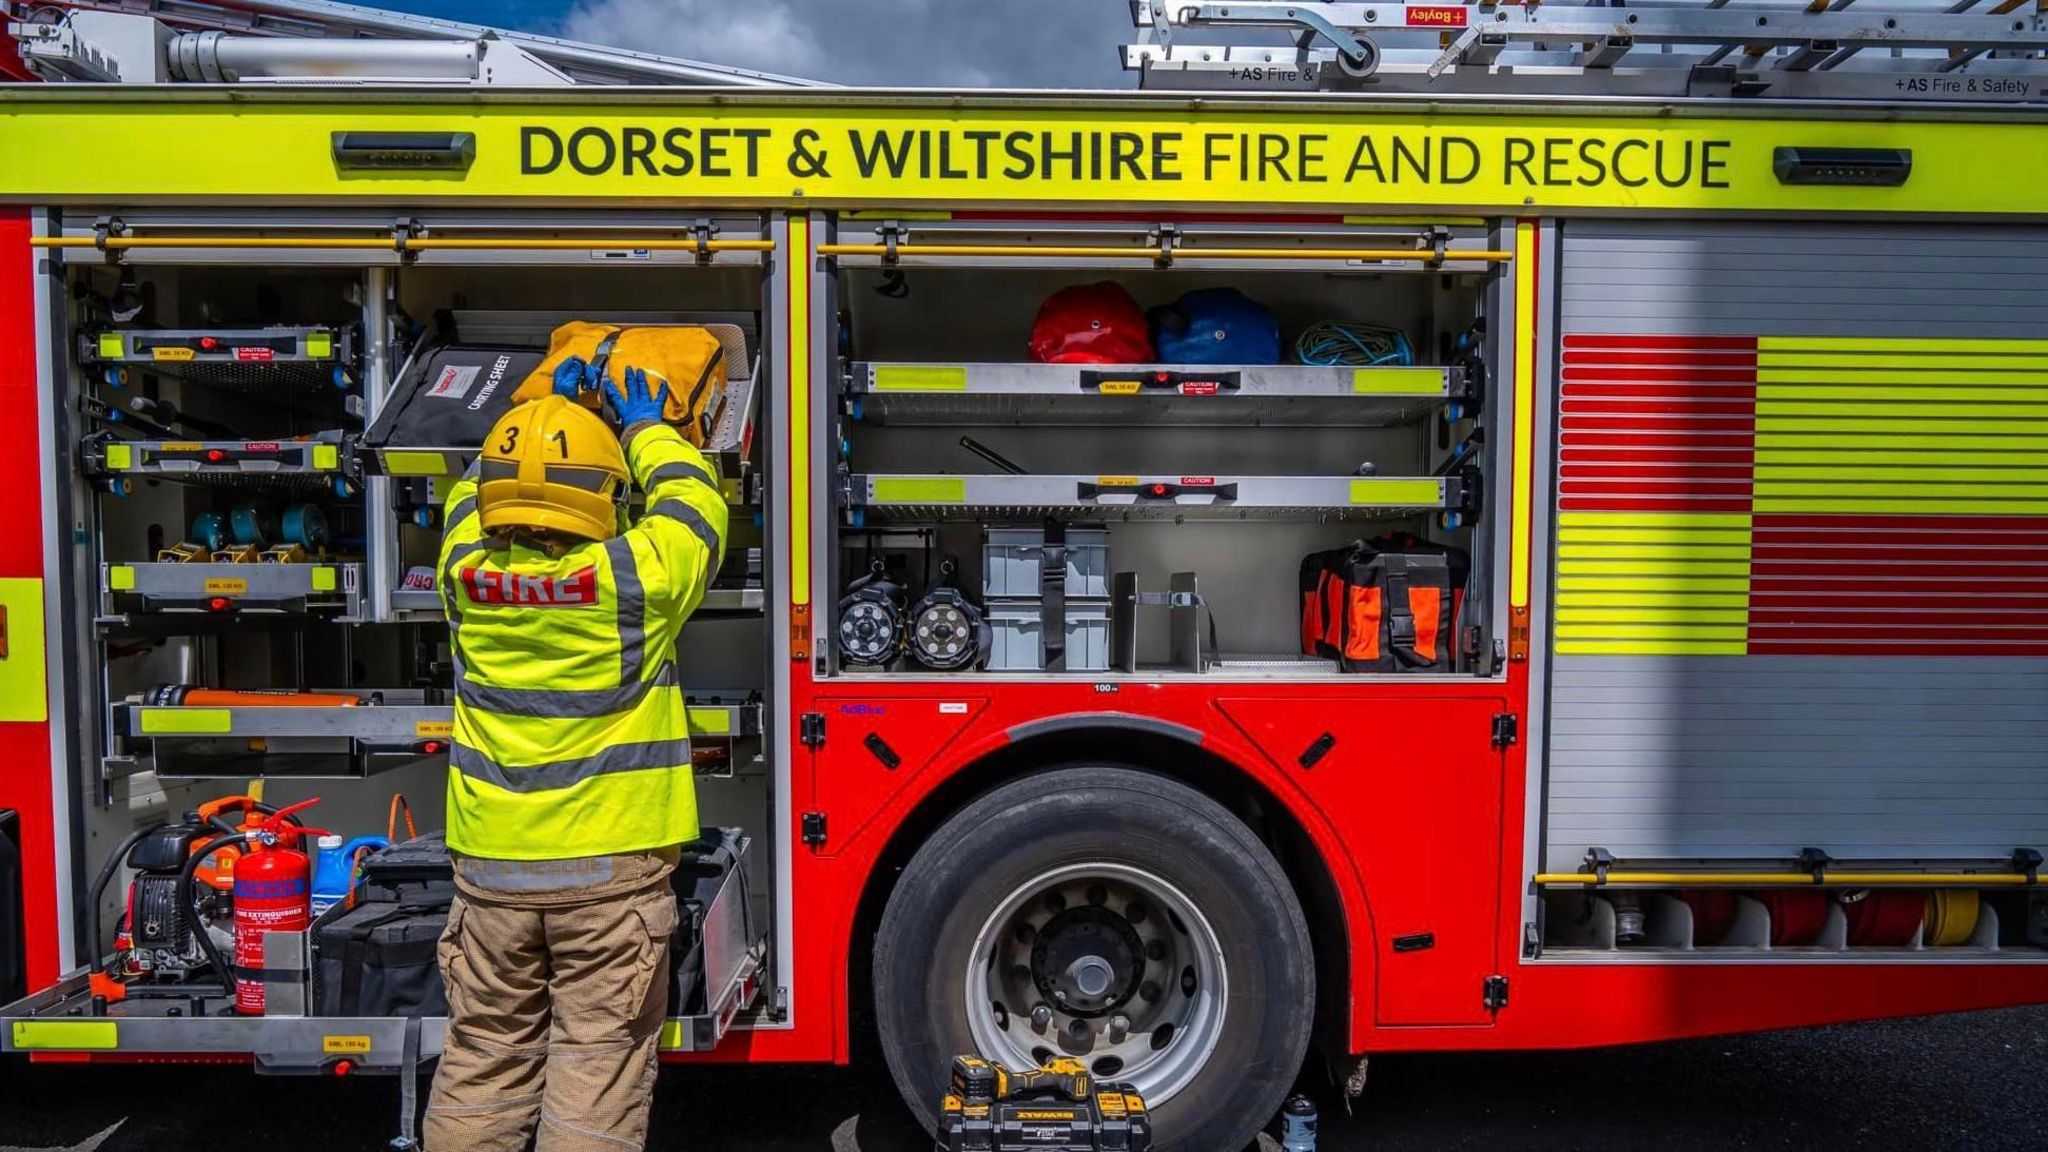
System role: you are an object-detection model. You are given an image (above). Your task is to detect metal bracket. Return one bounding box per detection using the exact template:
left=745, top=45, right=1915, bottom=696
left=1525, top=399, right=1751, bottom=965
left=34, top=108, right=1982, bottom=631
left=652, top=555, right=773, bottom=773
left=1584, top=846, right=1615, bottom=885
left=91, top=215, right=127, bottom=260
left=390, top=217, right=425, bottom=263
left=1796, top=846, right=1834, bottom=883
left=691, top=217, right=720, bottom=265
left=800, top=811, right=827, bottom=846
left=1148, top=221, right=1180, bottom=267
left=1425, top=224, right=1452, bottom=269
left=2014, top=847, right=2043, bottom=885
left=878, top=220, right=906, bottom=265
left=799, top=711, right=826, bottom=749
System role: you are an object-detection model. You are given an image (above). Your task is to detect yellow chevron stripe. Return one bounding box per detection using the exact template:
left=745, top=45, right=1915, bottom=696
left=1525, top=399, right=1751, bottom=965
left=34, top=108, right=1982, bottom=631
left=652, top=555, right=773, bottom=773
left=1756, top=418, right=2048, bottom=436
left=1757, top=353, right=2048, bottom=371
left=1557, top=606, right=1749, bottom=625
left=1556, top=622, right=1748, bottom=640
left=1758, top=384, right=2048, bottom=402
left=1556, top=639, right=1748, bottom=656
left=1755, top=465, right=2048, bottom=484
left=1755, top=448, right=2048, bottom=466
left=1758, top=401, right=2048, bottom=420
left=1553, top=510, right=1754, bottom=657
left=1754, top=498, right=2048, bottom=515
left=1554, top=591, right=1750, bottom=609
left=1758, top=336, right=2048, bottom=355
left=1754, top=479, right=2048, bottom=498
left=1558, top=542, right=1752, bottom=561
left=1555, top=575, right=1753, bottom=593
left=1557, top=511, right=1752, bottom=530
left=1759, top=371, right=2048, bottom=388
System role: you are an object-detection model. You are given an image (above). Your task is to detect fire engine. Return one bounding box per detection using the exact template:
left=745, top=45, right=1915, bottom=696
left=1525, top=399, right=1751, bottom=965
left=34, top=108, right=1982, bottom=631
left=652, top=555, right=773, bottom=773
left=0, top=2, right=2045, bottom=1148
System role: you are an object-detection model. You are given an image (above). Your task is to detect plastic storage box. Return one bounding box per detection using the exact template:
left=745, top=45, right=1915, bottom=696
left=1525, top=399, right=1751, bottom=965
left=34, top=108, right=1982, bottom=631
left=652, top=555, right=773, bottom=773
left=986, top=599, right=1111, bottom=672
left=983, top=527, right=1109, bottom=599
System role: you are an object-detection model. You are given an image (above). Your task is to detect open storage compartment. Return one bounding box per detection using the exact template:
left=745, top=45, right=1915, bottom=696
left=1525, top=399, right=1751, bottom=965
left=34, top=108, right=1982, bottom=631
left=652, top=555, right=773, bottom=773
left=823, top=215, right=1505, bottom=678
left=9, top=209, right=784, bottom=1065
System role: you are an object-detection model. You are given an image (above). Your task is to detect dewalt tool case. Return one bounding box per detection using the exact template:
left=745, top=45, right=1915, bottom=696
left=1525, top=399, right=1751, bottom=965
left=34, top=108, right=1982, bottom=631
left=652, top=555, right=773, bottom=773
left=1299, top=537, right=1459, bottom=672
left=511, top=321, right=728, bottom=446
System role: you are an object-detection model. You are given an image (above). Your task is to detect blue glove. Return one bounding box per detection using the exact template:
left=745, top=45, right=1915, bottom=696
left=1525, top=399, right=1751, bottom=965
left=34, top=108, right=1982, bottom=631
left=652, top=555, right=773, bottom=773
left=551, top=355, right=597, bottom=399
left=604, top=365, right=670, bottom=429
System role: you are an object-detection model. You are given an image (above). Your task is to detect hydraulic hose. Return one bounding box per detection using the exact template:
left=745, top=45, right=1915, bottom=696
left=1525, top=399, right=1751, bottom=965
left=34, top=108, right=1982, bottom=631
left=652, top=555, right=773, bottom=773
left=177, top=831, right=256, bottom=995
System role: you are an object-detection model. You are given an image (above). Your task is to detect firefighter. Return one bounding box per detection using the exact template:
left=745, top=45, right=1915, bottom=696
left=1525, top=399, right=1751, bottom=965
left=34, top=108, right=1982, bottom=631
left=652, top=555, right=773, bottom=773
left=423, top=361, right=728, bottom=1152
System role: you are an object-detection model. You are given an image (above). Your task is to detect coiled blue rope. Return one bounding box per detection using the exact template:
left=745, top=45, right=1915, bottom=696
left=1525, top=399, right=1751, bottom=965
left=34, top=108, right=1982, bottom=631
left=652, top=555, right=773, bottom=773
left=1294, top=321, right=1415, bottom=367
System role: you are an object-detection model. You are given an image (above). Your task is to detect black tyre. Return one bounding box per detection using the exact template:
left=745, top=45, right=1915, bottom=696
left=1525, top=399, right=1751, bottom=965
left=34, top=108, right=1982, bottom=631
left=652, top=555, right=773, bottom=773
left=873, top=765, right=1313, bottom=1152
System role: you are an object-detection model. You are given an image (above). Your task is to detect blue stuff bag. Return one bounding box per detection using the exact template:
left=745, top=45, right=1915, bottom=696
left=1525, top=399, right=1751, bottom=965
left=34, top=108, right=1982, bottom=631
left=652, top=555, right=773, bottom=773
left=1150, top=287, right=1282, bottom=365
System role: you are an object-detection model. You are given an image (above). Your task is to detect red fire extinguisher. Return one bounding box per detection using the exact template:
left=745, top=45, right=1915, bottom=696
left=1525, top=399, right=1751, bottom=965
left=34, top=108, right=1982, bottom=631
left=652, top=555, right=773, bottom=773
left=232, top=799, right=329, bottom=1016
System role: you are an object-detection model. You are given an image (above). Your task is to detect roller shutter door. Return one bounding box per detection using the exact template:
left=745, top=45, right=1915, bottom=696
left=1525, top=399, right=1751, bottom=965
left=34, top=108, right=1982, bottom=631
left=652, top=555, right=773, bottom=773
left=1544, top=220, right=2048, bottom=868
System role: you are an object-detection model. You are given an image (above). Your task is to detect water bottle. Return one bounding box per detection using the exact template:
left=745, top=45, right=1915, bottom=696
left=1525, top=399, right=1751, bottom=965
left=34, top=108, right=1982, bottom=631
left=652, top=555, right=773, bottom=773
left=1278, top=1095, right=1317, bottom=1152
left=311, top=835, right=389, bottom=916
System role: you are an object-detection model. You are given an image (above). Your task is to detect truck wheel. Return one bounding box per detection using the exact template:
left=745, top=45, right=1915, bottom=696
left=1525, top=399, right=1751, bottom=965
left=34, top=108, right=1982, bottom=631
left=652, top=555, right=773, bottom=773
left=874, top=765, right=1313, bottom=1151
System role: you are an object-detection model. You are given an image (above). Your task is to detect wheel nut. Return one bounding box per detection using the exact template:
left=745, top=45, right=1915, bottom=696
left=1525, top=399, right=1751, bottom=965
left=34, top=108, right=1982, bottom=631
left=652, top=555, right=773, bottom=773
left=1108, top=1014, right=1130, bottom=1042
left=1030, top=1003, right=1054, bottom=1033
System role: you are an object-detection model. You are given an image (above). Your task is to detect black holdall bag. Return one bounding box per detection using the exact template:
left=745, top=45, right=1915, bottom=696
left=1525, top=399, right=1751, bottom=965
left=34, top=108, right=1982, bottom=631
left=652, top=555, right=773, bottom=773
left=315, top=833, right=453, bottom=1018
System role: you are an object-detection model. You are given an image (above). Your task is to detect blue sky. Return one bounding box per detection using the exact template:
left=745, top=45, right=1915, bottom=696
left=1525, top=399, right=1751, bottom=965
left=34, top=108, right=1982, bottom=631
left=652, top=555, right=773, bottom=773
left=373, top=0, right=1141, bottom=87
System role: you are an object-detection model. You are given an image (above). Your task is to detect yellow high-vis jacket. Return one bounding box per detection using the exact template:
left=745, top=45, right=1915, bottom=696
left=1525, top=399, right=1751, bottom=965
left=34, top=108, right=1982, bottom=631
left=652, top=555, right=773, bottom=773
left=437, top=422, right=728, bottom=860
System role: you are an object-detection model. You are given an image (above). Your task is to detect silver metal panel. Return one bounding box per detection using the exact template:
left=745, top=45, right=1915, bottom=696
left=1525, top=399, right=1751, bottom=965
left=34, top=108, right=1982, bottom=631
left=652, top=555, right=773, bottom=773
left=1547, top=656, right=2048, bottom=865
left=1546, top=220, right=2048, bottom=869
left=1558, top=222, right=2048, bottom=338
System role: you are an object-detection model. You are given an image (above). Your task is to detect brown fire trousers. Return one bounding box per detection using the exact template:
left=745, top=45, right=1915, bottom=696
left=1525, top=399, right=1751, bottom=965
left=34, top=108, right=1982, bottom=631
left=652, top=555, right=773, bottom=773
left=425, top=848, right=680, bottom=1152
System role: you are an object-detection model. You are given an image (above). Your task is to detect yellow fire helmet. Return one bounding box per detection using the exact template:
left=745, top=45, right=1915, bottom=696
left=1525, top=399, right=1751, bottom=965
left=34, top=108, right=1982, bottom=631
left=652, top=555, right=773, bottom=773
left=476, top=394, right=628, bottom=543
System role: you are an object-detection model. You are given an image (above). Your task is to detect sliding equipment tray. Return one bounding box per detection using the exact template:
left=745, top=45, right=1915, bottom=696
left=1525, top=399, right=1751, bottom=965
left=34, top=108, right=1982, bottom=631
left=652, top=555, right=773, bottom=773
left=84, top=432, right=354, bottom=493
left=361, top=323, right=759, bottom=478
left=102, top=561, right=361, bottom=617
left=80, top=326, right=354, bottom=395
left=117, top=695, right=763, bottom=779
left=3, top=832, right=768, bottom=1062
left=116, top=692, right=451, bottom=779
left=844, top=361, right=1470, bottom=426
left=844, top=473, right=1465, bottom=523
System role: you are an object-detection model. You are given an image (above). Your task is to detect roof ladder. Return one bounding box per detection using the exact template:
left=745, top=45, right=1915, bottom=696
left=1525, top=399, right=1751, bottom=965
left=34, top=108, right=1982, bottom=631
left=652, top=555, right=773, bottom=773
left=1125, top=0, right=2048, bottom=103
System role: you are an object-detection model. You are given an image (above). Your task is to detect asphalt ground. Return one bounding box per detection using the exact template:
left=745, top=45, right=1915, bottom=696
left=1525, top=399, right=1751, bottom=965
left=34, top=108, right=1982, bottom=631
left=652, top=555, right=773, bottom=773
left=2, top=1006, right=2042, bottom=1151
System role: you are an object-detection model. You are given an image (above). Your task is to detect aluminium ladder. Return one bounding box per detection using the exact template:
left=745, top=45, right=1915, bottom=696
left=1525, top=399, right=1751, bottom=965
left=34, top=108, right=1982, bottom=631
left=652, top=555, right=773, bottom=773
left=1124, top=0, right=2048, bottom=102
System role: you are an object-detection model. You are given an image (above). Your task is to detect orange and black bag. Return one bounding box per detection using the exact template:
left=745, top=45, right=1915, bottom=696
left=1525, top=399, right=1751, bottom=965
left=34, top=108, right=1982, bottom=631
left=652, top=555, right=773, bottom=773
left=1299, top=538, right=1458, bottom=672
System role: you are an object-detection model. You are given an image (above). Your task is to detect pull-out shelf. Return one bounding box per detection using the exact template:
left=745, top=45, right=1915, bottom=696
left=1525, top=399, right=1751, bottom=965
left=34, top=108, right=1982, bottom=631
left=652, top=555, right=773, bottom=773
left=102, top=561, right=362, bottom=618
left=85, top=433, right=354, bottom=494
left=845, top=473, right=1464, bottom=523
left=114, top=695, right=763, bottom=779
left=844, top=361, right=1469, bottom=427
left=80, top=326, right=354, bottom=397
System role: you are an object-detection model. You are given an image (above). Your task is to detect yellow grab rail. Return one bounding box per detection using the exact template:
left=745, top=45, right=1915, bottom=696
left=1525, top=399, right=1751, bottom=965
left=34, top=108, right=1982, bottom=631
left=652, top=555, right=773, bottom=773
left=816, top=242, right=1512, bottom=264
left=31, top=236, right=776, bottom=253
left=1533, top=871, right=2036, bottom=888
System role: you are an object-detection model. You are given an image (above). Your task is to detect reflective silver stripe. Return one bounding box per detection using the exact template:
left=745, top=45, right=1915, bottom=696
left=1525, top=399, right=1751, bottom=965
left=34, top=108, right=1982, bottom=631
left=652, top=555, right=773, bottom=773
left=478, top=459, right=519, bottom=482
left=456, top=855, right=617, bottom=894
left=647, top=461, right=716, bottom=492
left=457, top=660, right=678, bottom=719
left=451, top=738, right=691, bottom=794
left=647, top=499, right=724, bottom=588
left=604, top=534, right=648, bottom=683
left=447, top=496, right=477, bottom=529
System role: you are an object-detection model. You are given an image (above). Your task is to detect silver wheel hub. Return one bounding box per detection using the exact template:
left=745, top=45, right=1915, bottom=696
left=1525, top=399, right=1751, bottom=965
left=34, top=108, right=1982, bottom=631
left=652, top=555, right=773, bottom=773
left=964, top=862, right=1227, bottom=1107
